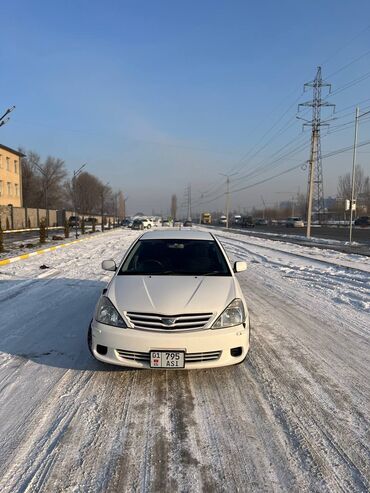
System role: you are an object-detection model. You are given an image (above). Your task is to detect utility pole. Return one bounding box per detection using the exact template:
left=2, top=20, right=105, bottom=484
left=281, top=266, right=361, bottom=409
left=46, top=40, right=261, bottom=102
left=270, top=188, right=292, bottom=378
left=298, top=67, right=335, bottom=237
left=349, top=107, right=370, bottom=243
left=349, top=107, right=359, bottom=244
left=72, top=164, right=87, bottom=238
left=187, top=184, right=192, bottom=221
left=219, top=173, right=237, bottom=229
left=261, top=195, right=266, bottom=219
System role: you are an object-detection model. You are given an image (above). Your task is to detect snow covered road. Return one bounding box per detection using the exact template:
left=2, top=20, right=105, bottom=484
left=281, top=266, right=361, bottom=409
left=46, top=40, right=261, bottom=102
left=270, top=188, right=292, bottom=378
left=0, top=228, right=369, bottom=492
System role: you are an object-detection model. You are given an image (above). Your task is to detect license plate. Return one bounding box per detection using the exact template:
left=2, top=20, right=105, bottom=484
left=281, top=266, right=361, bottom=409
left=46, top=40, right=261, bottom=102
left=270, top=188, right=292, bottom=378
left=150, top=351, right=185, bottom=369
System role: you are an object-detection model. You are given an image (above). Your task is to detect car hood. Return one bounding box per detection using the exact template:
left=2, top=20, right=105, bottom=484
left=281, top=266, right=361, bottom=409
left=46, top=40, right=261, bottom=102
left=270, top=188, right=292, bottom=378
left=108, top=275, right=236, bottom=316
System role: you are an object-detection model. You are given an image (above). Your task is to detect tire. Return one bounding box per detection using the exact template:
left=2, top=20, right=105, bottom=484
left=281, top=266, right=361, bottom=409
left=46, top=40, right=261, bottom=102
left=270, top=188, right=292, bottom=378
left=87, top=322, right=95, bottom=357
left=233, top=320, right=251, bottom=367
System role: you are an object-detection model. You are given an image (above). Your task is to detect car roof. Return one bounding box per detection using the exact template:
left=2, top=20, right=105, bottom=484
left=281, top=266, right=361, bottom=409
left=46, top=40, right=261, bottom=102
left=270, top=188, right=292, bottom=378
left=140, top=229, right=213, bottom=241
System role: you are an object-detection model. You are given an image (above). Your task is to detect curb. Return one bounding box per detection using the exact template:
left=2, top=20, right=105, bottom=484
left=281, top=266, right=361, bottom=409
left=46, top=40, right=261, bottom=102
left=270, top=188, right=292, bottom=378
left=0, top=235, right=96, bottom=266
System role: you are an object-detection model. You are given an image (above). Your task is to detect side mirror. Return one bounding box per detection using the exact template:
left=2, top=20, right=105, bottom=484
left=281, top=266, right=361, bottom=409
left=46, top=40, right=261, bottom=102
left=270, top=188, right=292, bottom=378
left=102, top=259, right=117, bottom=271
left=234, top=261, right=247, bottom=273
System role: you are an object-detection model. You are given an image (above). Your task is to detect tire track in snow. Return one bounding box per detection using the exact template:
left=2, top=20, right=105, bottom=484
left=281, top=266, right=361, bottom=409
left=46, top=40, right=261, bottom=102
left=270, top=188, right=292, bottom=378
left=2, top=371, right=93, bottom=492
left=221, top=237, right=370, bottom=316
left=244, top=279, right=369, bottom=492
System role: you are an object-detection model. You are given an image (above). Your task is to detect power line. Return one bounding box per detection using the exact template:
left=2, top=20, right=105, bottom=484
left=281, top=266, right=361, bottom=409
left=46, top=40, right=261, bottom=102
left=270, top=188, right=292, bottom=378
left=193, top=138, right=370, bottom=207
left=327, top=70, right=370, bottom=98
left=320, top=25, right=370, bottom=67
left=325, top=48, right=370, bottom=80
left=228, top=138, right=370, bottom=196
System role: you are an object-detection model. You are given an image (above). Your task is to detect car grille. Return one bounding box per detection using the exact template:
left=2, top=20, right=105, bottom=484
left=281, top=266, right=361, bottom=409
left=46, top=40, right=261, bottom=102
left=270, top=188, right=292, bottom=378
left=116, top=349, right=222, bottom=363
left=116, top=350, right=150, bottom=362
left=126, top=312, right=213, bottom=332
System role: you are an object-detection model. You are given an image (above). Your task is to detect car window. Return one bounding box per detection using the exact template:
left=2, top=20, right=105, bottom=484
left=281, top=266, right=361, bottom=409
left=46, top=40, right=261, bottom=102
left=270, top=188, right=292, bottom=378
left=119, top=239, right=231, bottom=276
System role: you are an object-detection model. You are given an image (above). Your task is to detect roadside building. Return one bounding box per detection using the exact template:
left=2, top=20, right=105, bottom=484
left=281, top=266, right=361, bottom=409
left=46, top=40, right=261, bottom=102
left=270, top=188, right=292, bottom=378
left=0, top=144, right=25, bottom=207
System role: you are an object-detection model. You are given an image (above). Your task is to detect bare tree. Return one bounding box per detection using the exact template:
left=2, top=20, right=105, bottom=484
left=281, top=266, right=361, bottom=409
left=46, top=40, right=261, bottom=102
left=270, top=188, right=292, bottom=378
left=74, top=172, right=102, bottom=214
left=337, top=165, right=366, bottom=200
left=117, top=191, right=126, bottom=219
left=20, top=150, right=42, bottom=208
left=359, top=175, right=370, bottom=213
left=98, top=183, right=113, bottom=230
left=39, top=156, right=68, bottom=209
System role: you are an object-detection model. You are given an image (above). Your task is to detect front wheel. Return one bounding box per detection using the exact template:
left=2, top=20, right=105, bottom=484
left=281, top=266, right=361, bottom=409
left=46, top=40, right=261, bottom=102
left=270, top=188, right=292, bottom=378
left=87, top=323, right=94, bottom=357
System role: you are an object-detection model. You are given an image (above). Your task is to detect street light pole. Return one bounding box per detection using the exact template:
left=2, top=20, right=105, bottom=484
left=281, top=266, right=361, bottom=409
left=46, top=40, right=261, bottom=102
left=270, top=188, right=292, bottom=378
left=348, top=107, right=370, bottom=243
left=0, top=105, right=15, bottom=128
left=72, top=163, right=87, bottom=239
left=219, top=172, right=237, bottom=229
left=349, top=107, right=359, bottom=244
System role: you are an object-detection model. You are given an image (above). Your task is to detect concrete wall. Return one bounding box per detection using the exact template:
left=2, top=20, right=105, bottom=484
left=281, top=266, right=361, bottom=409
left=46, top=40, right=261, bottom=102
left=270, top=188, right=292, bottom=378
left=0, top=205, right=116, bottom=230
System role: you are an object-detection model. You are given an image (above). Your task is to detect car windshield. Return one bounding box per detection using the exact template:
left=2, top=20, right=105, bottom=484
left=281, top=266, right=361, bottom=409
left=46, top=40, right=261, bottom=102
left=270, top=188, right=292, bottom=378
left=119, top=239, right=231, bottom=276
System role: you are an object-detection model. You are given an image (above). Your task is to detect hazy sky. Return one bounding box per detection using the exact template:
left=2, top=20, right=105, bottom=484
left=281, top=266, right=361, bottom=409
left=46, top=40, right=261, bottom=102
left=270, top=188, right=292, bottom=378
left=1, top=0, right=370, bottom=215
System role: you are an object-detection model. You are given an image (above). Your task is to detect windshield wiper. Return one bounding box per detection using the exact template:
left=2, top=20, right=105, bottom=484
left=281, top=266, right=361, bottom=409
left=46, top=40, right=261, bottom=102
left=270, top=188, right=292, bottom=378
left=203, top=271, right=225, bottom=276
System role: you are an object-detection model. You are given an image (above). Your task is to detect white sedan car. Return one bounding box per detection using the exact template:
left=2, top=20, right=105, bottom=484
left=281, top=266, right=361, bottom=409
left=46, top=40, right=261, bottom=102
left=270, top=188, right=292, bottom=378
left=89, top=230, right=250, bottom=369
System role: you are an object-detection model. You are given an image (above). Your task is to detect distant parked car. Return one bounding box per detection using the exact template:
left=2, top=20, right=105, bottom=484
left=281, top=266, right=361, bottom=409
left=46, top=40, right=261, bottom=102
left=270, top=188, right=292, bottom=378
left=68, top=215, right=80, bottom=227
left=141, top=218, right=152, bottom=229
left=183, top=220, right=192, bottom=227
left=144, top=218, right=153, bottom=228
left=354, top=216, right=369, bottom=227
left=131, top=219, right=145, bottom=230
left=241, top=216, right=254, bottom=228
left=286, top=217, right=304, bottom=228
left=161, top=219, right=170, bottom=227
left=121, top=218, right=133, bottom=228
left=152, top=218, right=162, bottom=227
left=255, top=218, right=268, bottom=226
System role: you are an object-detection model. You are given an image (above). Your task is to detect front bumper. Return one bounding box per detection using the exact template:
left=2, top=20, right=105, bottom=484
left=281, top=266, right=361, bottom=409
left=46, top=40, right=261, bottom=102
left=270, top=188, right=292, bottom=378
left=90, top=320, right=250, bottom=369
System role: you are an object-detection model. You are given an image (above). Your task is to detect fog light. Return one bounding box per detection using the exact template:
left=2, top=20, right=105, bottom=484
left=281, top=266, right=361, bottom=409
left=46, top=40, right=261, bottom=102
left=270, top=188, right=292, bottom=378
left=97, top=344, right=108, bottom=355
left=230, top=347, right=242, bottom=357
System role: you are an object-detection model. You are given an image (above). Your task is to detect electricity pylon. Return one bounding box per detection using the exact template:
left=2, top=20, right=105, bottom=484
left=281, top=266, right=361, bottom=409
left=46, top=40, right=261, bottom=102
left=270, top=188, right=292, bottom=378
left=298, top=67, right=335, bottom=236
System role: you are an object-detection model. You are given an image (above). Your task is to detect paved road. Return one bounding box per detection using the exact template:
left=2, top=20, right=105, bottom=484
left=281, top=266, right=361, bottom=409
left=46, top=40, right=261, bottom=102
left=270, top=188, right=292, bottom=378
left=0, top=229, right=368, bottom=492
left=230, top=224, right=370, bottom=243
left=208, top=224, right=370, bottom=256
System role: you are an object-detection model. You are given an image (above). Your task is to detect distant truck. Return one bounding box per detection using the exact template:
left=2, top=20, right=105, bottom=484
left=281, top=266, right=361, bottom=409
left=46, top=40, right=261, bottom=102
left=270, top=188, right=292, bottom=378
left=201, top=212, right=212, bottom=224
left=233, top=214, right=242, bottom=225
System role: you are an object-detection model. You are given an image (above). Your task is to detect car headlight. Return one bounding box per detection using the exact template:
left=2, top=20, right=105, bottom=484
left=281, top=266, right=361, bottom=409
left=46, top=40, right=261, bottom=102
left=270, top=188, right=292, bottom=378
left=95, top=296, right=127, bottom=328
left=212, top=298, right=245, bottom=329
